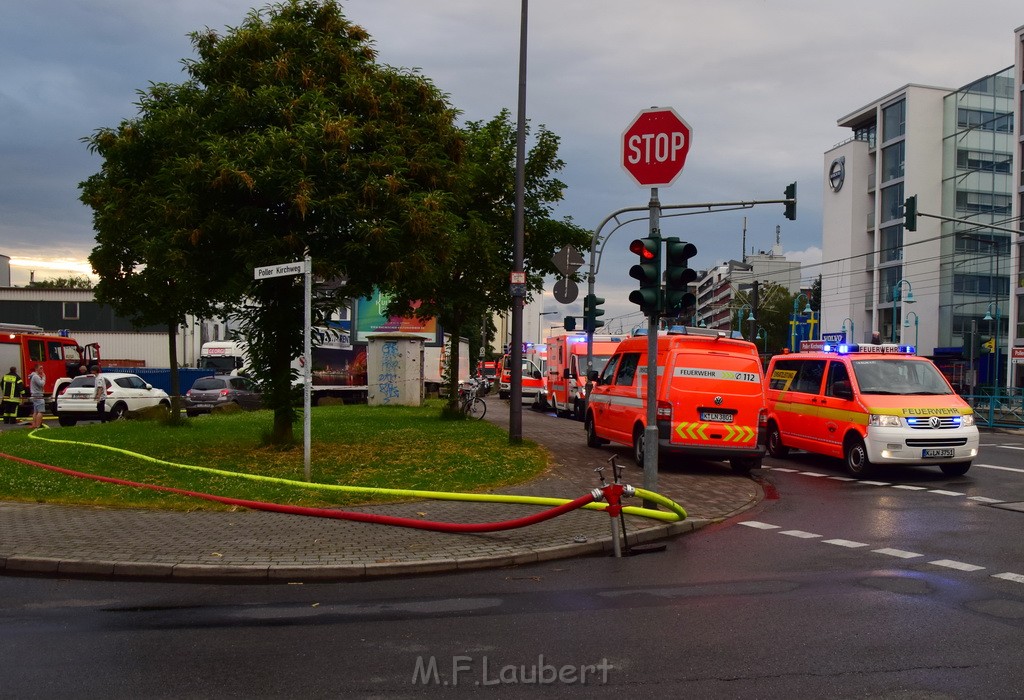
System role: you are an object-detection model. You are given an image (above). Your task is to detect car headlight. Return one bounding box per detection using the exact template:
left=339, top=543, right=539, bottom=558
left=869, top=414, right=902, bottom=428
left=960, top=413, right=975, bottom=427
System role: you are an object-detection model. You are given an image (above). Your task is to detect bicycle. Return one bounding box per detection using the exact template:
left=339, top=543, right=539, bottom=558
left=459, top=380, right=486, bottom=420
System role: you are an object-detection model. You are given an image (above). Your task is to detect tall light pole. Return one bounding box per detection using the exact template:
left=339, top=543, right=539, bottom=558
left=891, top=279, right=915, bottom=343
left=755, top=326, right=768, bottom=354
left=903, top=311, right=919, bottom=350
left=537, top=311, right=556, bottom=345
left=841, top=317, right=854, bottom=344
left=790, top=293, right=812, bottom=350
left=509, top=0, right=528, bottom=443
left=983, top=302, right=1001, bottom=395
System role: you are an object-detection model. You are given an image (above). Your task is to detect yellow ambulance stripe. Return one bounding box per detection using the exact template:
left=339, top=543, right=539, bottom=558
left=674, top=422, right=755, bottom=443
left=772, top=401, right=869, bottom=426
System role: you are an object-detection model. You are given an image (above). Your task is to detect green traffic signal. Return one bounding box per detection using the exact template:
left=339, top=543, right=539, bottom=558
left=628, top=238, right=661, bottom=316
left=784, top=182, right=797, bottom=221
left=583, top=293, right=605, bottom=333
left=664, top=238, right=697, bottom=314
left=903, top=195, right=917, bottom=231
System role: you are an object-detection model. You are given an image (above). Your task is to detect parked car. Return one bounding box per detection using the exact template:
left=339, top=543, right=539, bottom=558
left=56, top=372, right=171, bottom=426
left=184, top=374, right=262, bottom=417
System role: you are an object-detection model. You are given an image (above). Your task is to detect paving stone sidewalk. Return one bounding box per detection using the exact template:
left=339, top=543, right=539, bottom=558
left=0, top=397, right=763, bottom=582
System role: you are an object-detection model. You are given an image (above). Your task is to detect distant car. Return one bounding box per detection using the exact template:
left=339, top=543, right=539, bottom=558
left=184, top=375, right=262, bottom=417
left=56, top=372, right=171, bottom=426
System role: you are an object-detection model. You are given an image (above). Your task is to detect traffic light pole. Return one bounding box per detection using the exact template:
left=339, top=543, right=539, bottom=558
left=643, top=189, right=662, bottom=498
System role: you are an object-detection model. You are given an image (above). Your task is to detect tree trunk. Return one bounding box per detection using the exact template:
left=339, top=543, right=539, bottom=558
left=166, top=320, right=183, bottom=425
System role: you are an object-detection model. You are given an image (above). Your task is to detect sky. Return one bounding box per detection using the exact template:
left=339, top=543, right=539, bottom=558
left=2, top=1, right=1022, bottom=331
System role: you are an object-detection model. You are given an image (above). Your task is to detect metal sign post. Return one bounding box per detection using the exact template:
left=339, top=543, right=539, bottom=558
left=643, top=190, right=661, bottom=497
left=254, top=256, right=313, bottom=481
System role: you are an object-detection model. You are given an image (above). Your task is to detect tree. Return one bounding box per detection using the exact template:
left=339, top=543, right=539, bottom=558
left=384, top=110, right=591, bottom=412
left=733, top=282, right=792, bottom=356
left=28, top=276, right=93, bottom=290
left=81, top=0, right=465, bottom=443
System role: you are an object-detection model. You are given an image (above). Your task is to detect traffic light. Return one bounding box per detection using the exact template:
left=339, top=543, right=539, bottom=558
left=903, top=195, right=917, bottom=232
left=563, top=315, right=576, bottom=332
left=663, top=238, right=697, bottom=315
left=628, top=237, right=661, bottom=316
left=583, top=294, right=605, bottom=333
left=784, top=182, right=797, bottom=221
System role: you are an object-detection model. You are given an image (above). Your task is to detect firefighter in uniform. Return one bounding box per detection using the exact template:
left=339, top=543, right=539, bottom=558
left=2, top=367, right=25, bottom=425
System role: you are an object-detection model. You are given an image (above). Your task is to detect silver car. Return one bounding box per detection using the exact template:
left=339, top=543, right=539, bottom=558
left=184, top=375, right=262, bottom=417
left=56, top=373, right=171, bottom=426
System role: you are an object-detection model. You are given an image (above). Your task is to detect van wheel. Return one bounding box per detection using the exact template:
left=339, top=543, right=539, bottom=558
left=632, top=426, right=646, bottom=468
left=573, top=400, right=584, bottom=422
left=767, top=423, right=789, bottom=458
left=585, top=414, right=605, bottom=448
left=940, top=462, right=971, bottom=477
left=730, top=457, right=761, bottom=475
left=844, top=436, right=874, bottom=478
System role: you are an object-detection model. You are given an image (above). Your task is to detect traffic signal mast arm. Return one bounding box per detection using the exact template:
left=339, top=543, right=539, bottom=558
left=903, top=194, right=1021, bottom=235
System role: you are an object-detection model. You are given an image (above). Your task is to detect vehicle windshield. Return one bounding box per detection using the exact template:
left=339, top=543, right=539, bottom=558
left=201, top=357, right=236, bottom=373
left=851, top=359, right=953, bottom=396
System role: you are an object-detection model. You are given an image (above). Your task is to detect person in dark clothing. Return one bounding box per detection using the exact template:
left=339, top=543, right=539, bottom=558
left=2, top=367, right=25, bottom=425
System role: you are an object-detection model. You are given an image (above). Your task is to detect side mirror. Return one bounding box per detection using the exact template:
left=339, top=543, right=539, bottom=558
left=832, top=380, right=853, bottom=400
left=145, top=383, right=154, bottom=390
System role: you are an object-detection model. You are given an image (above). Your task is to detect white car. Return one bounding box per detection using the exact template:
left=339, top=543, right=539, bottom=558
left=56, top=372, right=171, bottom=426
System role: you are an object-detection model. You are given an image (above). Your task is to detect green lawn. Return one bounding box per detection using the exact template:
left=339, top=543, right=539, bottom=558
left=0, top=401, right=549, bottom=511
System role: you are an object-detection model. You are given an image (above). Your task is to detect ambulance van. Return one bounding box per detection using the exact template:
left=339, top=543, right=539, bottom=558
left=764, top=342, right=978, bottom=478
left=545, top=332, right=623, bottom=420
left=585, top=328, right=767, bottom=474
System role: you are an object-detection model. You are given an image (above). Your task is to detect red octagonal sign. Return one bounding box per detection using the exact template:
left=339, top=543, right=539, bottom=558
left=621, top=107, right=692, bottom=188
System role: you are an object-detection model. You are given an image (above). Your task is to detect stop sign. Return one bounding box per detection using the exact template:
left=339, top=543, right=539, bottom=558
left=621, top=107, right=692, bottom=187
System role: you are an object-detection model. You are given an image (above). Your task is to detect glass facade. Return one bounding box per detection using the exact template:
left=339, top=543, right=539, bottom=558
left=941, top=67, right=1015, bottom=353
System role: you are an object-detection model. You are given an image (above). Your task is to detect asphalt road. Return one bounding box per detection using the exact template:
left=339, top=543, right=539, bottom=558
left=2, top=429, right=1024, bottom=696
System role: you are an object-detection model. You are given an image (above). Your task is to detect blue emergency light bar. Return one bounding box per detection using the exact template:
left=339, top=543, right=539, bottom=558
left=820, top=343, right=916, bottom=355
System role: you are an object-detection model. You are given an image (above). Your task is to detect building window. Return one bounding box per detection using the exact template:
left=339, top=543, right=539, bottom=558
left=878, top=266, right=903, bottom=304
left=954, top=190, right=1012, bottom=216
left=954, top=232, right=1011, bottom=255
left=880, top=183, right=904, bottom=224
left=956, top=149, right=1012, bottom=173
left=956, top=107, right=1013, bottom=133
left=881, top=142, right=904, bottom=182
left=882, top=100, right=905, bottom=141
left=880, top=225, right=904, bottom=263
left=62, top=302, right=79, bottom=320
left=952, top=274, right=1010, bottom=296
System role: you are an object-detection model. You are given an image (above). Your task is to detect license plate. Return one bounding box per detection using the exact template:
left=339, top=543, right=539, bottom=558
left=701, top=412, right=734, bottom=423
left=923, top=448, right=954, bottom=458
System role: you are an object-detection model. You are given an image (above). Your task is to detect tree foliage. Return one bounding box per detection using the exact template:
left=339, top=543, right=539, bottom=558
left=27, top=276, right=93, bottom=289
left=81, top=0, right=465, bottom=442
left=385, top=110, right=591, bottom=410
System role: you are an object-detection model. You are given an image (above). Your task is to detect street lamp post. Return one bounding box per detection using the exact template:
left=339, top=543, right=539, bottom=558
left=983, top=302, right=1001, bottom=396
left=537, top=311, right=556, bottom=345
left=891, top=279, right=915, bottom=343
left=755, top=326, right=768, bottom=354
left=840, top=317, right=854, bottom=344
left=736, top=303, right=755, bottom=340
left=903, top=311, right=919, bottom=350
left=790, top=293, right=812, bottom=351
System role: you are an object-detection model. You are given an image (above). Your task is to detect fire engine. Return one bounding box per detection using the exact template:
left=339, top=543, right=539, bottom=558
left=0, top=323, right=101, bottom=414
left=544, top=332, right=623, bottom=420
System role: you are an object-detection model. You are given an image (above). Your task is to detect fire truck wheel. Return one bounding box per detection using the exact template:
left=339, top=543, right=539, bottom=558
left=573, top=400, right=584, bottom=421
left=730, top=457, right=760, bottom=474
left=940, top=462, right=971, bottom=477
left=844, top=435, right=875, bottom=478
left=632, top=426, right=645, bottom=467
left=767, top=423, right=789, bottom=458
left=585, top=414, right=606, bottom=448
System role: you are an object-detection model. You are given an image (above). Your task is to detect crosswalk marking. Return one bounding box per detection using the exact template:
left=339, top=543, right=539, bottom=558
left=928, top=559, right=984, bottom=572
left=872, top=548, right=923, bottom=559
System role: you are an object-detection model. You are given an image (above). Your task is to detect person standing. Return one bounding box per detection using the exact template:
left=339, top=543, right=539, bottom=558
left=28, top=365, right=46, bottom=429
left=2, top=367, right=24, bottom=425
left=92, top=365, right=107, bottom=422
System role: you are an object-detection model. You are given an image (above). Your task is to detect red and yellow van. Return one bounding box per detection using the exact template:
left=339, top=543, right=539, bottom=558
left=764, top=342, right=979, bottom=477
left=585, top=328, right=767, bottom=474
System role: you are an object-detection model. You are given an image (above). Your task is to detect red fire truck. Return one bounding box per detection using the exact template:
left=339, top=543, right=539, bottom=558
left=544, top=332, right=623, bottom=420
left=0, top=323, right=101, bottom=415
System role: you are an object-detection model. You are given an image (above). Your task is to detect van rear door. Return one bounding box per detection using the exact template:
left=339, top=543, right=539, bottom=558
left=666, top=349, right=763, bottom=450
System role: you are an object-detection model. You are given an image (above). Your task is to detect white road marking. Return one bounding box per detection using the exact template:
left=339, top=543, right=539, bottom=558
left=993, top=572, right=1024, bottom=584
left=929, top=559, right=985, bottom=572
left=872, top=548, right=923, bottom=559
left=768, top=467, right=800, bottom=473
left=857, top=481, right=891, bottom=486
left=799, top=471, right=828, bottom=477
left=739, top=521, right=780, bottom=529
left=975, top=463, right=1024, bottom=474
left=828, top=476, right=857, bottom=482
left=779, top=530, right=821, bottom=539
left=968, top=496, right=1004, bottom=503
left=823, top=539, right=869, bottom=548
left=891, top=485, right=928, bottom=490
left=929, top=490, right=965, bottom=497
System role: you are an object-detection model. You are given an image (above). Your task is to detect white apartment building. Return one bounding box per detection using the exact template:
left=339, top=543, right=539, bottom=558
left=823, top=35, right=1022, bottom=392
left=694, top=245, right=802, bottom=333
